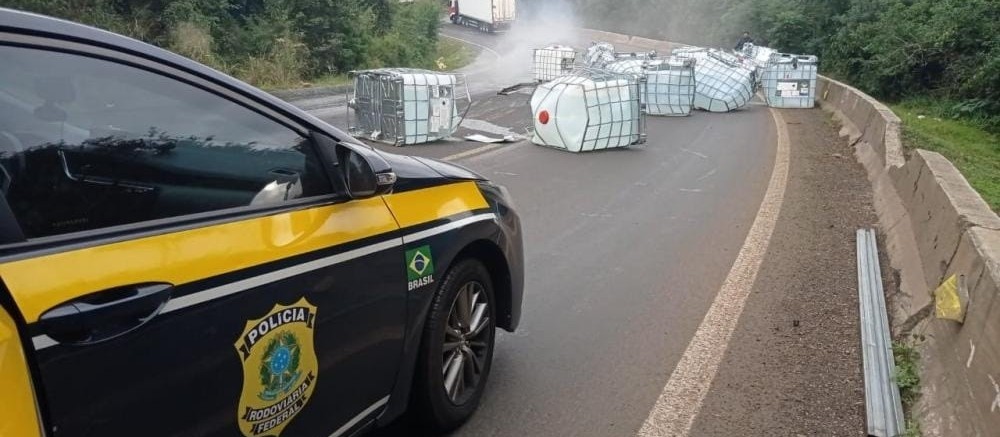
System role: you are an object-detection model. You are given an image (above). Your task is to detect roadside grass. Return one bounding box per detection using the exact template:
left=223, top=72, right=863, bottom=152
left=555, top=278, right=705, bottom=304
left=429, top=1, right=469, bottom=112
left=309, top=74, right=352, bottom=88
left=892, top=100, right=1000, bottom=212
left=261, top=37, right=474, bottom=92
left=904, top=419, right=922, bottom=437
left=893, top=340, right=922, bottom=436
left=433, top=37, right=475, bottom=72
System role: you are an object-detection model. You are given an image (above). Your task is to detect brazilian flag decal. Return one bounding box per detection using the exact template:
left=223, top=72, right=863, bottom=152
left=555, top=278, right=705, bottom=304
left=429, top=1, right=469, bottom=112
left=235, top=298, right=318, bottom=437
left=406, top=246, right=435, bottom=290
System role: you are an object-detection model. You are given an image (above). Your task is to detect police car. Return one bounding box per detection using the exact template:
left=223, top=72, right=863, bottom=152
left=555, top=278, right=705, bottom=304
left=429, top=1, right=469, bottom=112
left=0, top=8, right=523, bottom=437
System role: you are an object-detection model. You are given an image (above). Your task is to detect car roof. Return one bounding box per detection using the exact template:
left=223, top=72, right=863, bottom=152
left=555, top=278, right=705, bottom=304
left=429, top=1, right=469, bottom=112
left=0, top=7, right=354, bottom=141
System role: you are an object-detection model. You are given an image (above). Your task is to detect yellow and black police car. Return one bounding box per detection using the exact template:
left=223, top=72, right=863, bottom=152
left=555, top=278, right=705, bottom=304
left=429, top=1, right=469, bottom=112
left=0, top=8, right=523, bottom=437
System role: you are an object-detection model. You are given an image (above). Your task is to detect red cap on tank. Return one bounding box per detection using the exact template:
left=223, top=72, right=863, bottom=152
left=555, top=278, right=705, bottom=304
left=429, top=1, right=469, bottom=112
left=538, top=110, right=550, bottom=125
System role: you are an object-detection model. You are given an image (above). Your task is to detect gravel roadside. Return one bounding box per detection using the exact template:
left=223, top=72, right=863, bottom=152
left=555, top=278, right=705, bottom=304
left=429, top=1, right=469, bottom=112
left=688, top=107, right=877, bottom=436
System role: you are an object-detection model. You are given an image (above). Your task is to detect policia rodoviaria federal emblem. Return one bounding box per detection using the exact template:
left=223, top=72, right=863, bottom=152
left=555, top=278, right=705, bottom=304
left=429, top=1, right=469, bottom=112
left=235, top=298, right=318, bottom=437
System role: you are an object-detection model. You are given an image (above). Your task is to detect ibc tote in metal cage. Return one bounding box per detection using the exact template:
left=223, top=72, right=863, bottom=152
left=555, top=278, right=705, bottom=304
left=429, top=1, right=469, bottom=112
left=529, top=67, right=645, bottom=152
left=606, top=57, right=696, bottom=116
left=674, top=48, right=754, bottom=112
left=533, top=45, right=577, bottom=82
left=738, top=43, right=778, bottom=88
left=349, top=68, right=471, bottom=146
left=762, top=54, right=818, bottom=109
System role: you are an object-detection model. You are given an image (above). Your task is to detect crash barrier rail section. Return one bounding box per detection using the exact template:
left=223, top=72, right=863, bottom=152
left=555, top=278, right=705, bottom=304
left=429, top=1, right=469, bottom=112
left=348, top=69, right=471, bottom=146
left=857, top=229, right=906, bottom=437
left=606, top=58, right=696, bottom=117
left=530, top=67, right=645, bottom=152
left=818, top=75, right=1000, bottom=436
left=762, top=54, right=818, bottom=109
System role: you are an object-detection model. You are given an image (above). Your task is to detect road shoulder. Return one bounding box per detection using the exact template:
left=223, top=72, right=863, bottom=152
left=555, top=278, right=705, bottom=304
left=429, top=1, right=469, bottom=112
left=689, top=107, right=875, bottom=436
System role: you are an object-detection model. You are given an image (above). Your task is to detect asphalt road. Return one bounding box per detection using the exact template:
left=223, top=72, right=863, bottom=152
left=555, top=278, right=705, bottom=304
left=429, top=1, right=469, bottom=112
left=292, top=24, right=779, bottom=436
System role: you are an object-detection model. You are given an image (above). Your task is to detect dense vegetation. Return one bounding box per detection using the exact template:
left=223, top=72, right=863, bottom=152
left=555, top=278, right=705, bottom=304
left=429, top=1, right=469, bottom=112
left=3, top=0, right=444, bottom=88
left=563, top=0, right=999, bottom=131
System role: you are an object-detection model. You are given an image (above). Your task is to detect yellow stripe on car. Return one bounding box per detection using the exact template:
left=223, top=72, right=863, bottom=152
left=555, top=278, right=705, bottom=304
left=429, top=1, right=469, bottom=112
left=383, top=181, right=489, bottom=228
left=0, top=198, right=396, bottom=323
left=1, top=182, right=488, bottom=324
left=0, top=307, right=42, bottom=437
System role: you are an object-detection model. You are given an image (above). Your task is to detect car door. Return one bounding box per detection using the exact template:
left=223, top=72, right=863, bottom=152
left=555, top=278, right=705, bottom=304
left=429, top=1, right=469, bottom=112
left=0, top=42, right=406, bottom=437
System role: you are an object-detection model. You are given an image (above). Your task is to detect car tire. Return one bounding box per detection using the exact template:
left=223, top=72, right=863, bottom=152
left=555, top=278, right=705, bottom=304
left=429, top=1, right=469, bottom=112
left=412, top=259, right=496, bottom=433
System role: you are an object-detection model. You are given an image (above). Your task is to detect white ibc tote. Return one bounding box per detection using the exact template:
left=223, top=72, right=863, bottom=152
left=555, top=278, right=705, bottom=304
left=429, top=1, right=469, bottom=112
left=738, top=43, right=778, bottom=87
left=349, top=68, right=470, bottom=146
left=530, top=68, right=645, bottom=152
left=533, top=45, right=577, bottom=82
left=762, top=54, right=819, bottom=108
left=674, top=48, right=754, bottom=112
left=606, top=57, right=695, bottom=116
left=746, top=44, right=777, bottom=70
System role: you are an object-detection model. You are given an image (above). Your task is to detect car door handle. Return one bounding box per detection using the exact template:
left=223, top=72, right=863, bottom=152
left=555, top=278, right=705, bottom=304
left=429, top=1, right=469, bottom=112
left=39, top=282, right=173, bottom=345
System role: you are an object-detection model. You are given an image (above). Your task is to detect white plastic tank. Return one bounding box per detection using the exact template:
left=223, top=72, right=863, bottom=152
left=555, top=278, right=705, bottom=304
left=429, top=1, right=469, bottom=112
left=533, top=45, right=577, bottom=82
left=350, top=68, right=470, bottom=145
left=737, top=43, right=778, bottom=88
left=751, top=45, right=777, bottom=70
left=762, top=54, right=819, bottom=108
left=606, top=57, right=696, bottom=116
left=530, top=68, right=645, bottom=152
left=674, top=48, right=754, bottom=112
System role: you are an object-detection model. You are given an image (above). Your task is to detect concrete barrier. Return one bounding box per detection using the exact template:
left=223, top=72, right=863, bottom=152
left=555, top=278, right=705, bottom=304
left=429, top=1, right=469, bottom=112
left=818, top=75, right=1000, bottom=436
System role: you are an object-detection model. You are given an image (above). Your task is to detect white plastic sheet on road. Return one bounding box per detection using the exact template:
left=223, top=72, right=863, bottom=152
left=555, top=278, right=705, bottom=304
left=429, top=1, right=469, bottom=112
left=349, top=68, right=470, bottom=145
left=673, top=48, right=755, bottom=112
left=607, top=57, right=696, bottom=116
left=533, top=46, right=577, bottom=82
left=530, top=67, right=645, bottom=152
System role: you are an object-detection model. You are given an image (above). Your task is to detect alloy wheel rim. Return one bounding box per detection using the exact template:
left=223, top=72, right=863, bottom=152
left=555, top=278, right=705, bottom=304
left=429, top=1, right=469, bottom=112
left=442, top=281, right=490, bottom=404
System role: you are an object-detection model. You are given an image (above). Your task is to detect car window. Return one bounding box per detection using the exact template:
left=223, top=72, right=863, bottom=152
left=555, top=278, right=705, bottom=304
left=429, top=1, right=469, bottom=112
left=0, top=45, right=333, bottom=239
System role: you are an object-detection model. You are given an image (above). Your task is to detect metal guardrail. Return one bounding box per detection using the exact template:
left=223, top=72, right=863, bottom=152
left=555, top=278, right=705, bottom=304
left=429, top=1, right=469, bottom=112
left=857, top=228, right=906, bottom=437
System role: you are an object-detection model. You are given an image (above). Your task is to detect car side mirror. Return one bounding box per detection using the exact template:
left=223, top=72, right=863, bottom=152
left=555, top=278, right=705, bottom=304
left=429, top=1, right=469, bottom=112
left=335, top=142, right=396, bottom=199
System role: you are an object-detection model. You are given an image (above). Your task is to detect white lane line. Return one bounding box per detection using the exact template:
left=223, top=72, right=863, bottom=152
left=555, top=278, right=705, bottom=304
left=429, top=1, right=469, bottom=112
left=440, top=33, right=501, bottom=59
left=681, top=148, right=709, bottom=159
left=637, top=107, right=792, bottom=437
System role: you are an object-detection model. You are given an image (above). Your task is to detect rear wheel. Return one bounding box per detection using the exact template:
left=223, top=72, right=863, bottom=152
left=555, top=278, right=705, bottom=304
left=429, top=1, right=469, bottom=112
left=413, top=259, right=496, bottom=432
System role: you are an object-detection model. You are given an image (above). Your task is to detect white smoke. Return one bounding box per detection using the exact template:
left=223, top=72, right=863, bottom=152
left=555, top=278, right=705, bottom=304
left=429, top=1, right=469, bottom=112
left=482, top=0, right=584, bottom=86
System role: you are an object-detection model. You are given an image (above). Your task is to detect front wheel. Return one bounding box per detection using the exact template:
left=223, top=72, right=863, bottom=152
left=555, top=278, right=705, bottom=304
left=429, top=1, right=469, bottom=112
left=412, top=259, right=496, bottom=432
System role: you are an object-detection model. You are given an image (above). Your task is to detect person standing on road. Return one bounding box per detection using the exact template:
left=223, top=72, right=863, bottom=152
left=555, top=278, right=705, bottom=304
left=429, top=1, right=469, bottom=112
left=735, top=31, right=753, bottom=51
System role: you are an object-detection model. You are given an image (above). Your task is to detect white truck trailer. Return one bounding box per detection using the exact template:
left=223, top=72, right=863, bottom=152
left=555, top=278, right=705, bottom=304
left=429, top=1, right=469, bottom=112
left=449, top=0, right=516, bottom=33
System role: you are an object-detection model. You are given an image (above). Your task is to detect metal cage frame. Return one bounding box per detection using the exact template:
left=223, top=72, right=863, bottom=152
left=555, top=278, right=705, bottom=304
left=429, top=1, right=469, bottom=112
left=530, top=66, right=647, bottom=152
left=607, top=57, right=696, bottom=117
left=761, top=54, right=819, bottom=109
left=347, top=68, right=472, bottom=146
left=533, top=46, right=578, bottom=82
left=673, top=48, right=754, bottom=112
